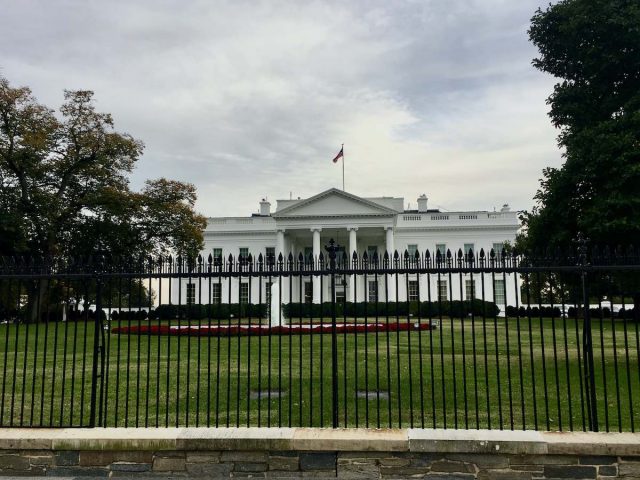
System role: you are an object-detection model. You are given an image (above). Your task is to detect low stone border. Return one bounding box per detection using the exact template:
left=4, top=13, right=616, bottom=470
left=0, top=428, right=639, bottom=478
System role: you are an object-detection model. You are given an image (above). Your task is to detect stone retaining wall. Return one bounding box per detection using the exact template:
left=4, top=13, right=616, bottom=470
left=1, top=428, right=639, bottom=478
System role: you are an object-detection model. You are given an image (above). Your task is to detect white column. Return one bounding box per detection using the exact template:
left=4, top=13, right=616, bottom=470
left=348, top=227, right=358, bottom=302
left=312, top=228, right=321, bottom=304
left=276, top=229, right=285, bottom=258
left=385, top=227, right=396, bottom=301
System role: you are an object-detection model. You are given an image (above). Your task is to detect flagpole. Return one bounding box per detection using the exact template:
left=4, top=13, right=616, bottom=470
left=342, top=144, right=345, bottom=191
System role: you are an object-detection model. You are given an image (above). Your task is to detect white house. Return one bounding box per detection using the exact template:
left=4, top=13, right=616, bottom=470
left=172, top=188, right=520, bottom=310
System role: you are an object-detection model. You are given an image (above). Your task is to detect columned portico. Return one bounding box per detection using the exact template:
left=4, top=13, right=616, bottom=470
left=312, top=228, right=321, bottom=304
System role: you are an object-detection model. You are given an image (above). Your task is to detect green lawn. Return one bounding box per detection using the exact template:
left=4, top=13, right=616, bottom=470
left=1, top=315, right=639, bottom=431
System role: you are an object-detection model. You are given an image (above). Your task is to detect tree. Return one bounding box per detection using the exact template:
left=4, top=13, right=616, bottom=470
left=523, top=0, right=640, bottom=250
left=0, top=77, right=206, bottom=258
left=0, top=77, right=207, bottom=320
left=522, top=0, right=640, bottom=310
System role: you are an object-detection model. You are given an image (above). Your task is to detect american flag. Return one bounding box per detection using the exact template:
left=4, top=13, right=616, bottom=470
left=332, top=146, right=343, bottom=163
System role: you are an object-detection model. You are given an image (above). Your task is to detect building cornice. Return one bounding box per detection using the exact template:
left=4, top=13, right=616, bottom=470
left=395, top=225, right=520, bottom=233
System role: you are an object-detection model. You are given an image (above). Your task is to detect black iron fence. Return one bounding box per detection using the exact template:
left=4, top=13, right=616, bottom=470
left=0, top=242, right=639, bottom=431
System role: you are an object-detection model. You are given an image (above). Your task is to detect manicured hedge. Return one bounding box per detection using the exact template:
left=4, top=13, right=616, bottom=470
left=505, top=305, right=563, bottom=318
left=153, top=303, right=268, bottom=320
left=283, top=299, right=500, bottom=318
left=506, top=305, right=637, bottom=319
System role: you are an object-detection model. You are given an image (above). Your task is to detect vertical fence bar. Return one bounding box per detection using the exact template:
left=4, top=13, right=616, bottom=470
left=580, top=259, right=599, bottom=431
left=327, top=239, right=339, bottom=428
left=88, top=269, right=103, bottom=428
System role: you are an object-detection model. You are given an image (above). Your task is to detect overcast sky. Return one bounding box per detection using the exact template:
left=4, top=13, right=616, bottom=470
left=0, top=0, right=560, bottom=217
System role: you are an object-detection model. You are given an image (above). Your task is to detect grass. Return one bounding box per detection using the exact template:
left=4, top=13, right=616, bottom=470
left=1, top=314, right=639, bottom=431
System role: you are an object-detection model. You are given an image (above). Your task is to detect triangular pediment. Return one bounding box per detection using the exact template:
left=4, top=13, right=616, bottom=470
left=274, top=189, right=397, bottom=218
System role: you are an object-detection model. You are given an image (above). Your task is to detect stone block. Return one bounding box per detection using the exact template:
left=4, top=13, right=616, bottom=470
left=176, top=427, right=294, bottom=452
left=54, top=450, right=79, bottom=466
left=9, top=465, right=46, bottom=476
left=544, top=432, right=640, bottom=457
left=446, top=453, right=509, bottom=468
left=477, top=469, right=532, bottom=480
left=598, top=465, right=617, bottom=476
left=270, top=450, right=298, bottom=457
left=109, top=472, right=190, bottom=478
left=339, top=452, right=387, bottom=459
left=266, top=471, right=302, bottom=478
left=543, top=464, right=597, bottom=478
left=293, top=428, right=407, bottom=452
left=429, top=460, right=476, bottom=473
left=578, top=455, right=616, bottom=465
left=300, top=452, right=336, bottom=471
left=337, top=461, right=379, bottom=479
left=269, top=455, right=299, bottom=471
left=221, top=450, right=268, bottom=463
left=408, top=429, right=546, bottom=455
left=424, top=474, right=475, bottom=480
left=619, top=462, right=640, bottom=476
left=45, top=466, right=109, bottom=477
left=79, top=450, right=154, bottom=466
left=0, top=429, right=54, bottom=450
left=231, top=473, right=267, bottom=478
left=409, top=453, right=443, bottom=466
left=186, top=462, right=232, bottom=477
left=0, top=454, right=31, bottom=471
left=26, top=453, right=55, bottom=466
left=380, top=465, right=429, bottom=476
left=234, top=462, right=268, bottom=472
left=153, top=456, right=186, bottom=471
left=186, top=451, right=222, bottom=463
left=110, top=461, right=152, bottom=472
left=378, top=456, right=410, bottom=467
left=509, top=464, right=543, bottom=472
left=300, top=470, right=335, bottom=478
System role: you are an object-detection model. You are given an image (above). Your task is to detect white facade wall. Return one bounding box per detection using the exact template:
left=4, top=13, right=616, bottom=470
left=170, top=189, right=521, bottom=311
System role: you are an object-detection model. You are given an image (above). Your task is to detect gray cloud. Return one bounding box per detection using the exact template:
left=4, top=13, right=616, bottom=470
left=0, top=0, right=558, bottom=216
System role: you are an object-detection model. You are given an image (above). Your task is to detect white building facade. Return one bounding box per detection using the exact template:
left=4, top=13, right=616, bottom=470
left=174, top=188, right=520, bottom=310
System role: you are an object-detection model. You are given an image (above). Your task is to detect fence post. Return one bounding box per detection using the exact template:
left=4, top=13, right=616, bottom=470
left=326, top=239, right=339, bottom=428
left=88, top=258, right=104, bottom=428
left=578, top=235, right=598, bottom=431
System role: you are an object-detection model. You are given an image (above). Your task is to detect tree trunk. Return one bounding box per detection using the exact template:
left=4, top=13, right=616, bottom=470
left=634, top=293, right=640, bottom=324
left=27, top=279, right=48, bottom=323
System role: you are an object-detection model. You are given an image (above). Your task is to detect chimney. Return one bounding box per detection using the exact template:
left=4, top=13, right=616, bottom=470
left=417, top=194, right=428, bottom=212
left=260, top=198, right=271, bottom=216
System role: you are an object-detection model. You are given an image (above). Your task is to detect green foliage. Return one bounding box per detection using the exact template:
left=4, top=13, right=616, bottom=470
left=523, top=0, right=640, bottom=251
left=0, top=76, right=206, bottom=258
left=282, top=299, right=500, bottom=318
left=154, top=303, right=268, bottom=321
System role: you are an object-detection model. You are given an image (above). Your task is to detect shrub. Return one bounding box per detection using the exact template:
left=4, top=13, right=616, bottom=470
left=282, top=299, right=500, bottom=318
left=153, top=303, right=268, bottom=320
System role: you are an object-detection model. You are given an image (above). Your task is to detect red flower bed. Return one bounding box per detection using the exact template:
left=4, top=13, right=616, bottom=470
left=111, top=322, right=435, bottom=337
